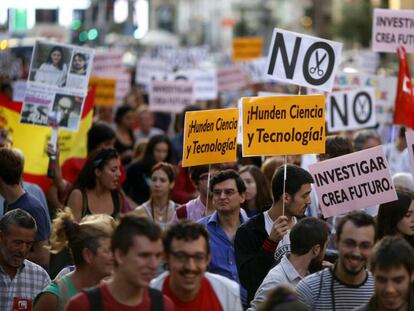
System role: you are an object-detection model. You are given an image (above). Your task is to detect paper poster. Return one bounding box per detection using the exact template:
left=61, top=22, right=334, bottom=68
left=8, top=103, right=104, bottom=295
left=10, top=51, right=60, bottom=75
left=23, top=41, right=94, bottom=131
left=135, top=57, right=173, bottom=87
left=333, top=73, right=397, bottom=124
left=91, top=49, right=124, bottom=75
left=217, top=65, right=249, bottom=92
left=149, top=80, right=194, bottom=113
left=182, top=108, right=239, bottom=167
left=88, top=77, right=116, bottom=107
left=232, top=37, right=263, bottom=61
left=405, top=130, right=414, bottom=178
left=309, top=146, right=397, bottom=217
left=265, top=28, right=342, bottom=92
left=326, top=87, right=376, bottom=132
left=170, top=69, right=218, bottom=100
left=242, top=95, right=326, bottom=156
left=372, top=8, right=414, bottom=53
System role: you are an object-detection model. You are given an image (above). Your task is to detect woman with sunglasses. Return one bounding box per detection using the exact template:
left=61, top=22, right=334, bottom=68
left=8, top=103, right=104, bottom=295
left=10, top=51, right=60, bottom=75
left=66, top=148, right=122, bottom=222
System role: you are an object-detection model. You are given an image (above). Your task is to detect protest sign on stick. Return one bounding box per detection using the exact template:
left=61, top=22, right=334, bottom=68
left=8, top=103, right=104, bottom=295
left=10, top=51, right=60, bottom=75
left=232, top=37, right=263, bottom=61
left=182, top=108, right=239, bottom=167
left=326, top=87, right=376, bottom=132
left=242, top=95, right=326, bottom=156
left=265, top=28, right=342, bottom=92
left=149, top=80, right=194, bottom=113
left=309, top=146, right=397, bottom=218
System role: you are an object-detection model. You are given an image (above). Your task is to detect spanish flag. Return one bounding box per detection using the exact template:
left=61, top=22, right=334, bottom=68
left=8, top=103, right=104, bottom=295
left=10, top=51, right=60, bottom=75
left=0, top=89, right=95, bottom=193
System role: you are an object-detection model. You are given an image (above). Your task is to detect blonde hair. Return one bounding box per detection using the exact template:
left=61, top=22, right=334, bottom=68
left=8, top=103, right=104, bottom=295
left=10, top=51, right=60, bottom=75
left=50, top=207, right=117, bottom=266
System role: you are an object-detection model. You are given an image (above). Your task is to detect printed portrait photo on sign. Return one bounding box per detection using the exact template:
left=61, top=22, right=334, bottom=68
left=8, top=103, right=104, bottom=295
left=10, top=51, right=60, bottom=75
left=52, top=93, right=84, bottom=131
left=29, top=43, right=73, bottom=87
left=20, top=103, right=49, bottom=126
left=70, top=52, right=89, bottom=76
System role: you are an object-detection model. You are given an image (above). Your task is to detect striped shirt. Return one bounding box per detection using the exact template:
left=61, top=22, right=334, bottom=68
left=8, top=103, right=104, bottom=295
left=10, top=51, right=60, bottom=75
left=0, top=259, right=50, bottom=311
left=296, top=268, right=374, bottom=311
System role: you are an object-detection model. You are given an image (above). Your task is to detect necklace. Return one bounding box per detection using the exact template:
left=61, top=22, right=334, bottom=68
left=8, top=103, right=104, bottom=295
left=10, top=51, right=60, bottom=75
left=151, top=202, right=169, bottom=223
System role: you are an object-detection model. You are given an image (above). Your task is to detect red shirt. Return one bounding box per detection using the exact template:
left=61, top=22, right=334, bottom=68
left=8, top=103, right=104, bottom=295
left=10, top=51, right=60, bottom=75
left=163, top=276, right=222, bottom=311
left=65, top=283, right=174, bottom=311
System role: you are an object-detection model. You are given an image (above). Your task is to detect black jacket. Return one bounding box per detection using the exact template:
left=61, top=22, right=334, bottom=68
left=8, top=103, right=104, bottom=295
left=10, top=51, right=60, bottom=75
left=235, top=213, right=277, bottom=304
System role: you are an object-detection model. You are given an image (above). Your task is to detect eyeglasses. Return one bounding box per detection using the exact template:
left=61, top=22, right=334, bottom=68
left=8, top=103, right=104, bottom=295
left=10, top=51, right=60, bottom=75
left=212, top=189, right=237, bottom=198
left=170, top=251, right=208, bottom=264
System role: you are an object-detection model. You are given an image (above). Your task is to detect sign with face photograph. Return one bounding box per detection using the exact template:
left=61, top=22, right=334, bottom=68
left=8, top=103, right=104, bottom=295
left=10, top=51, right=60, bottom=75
left=22, top=41, right=94, bottom=131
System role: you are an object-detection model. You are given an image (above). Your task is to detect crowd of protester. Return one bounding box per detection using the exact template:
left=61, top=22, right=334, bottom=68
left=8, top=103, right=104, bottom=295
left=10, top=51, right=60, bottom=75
left=0, top=79, right=414, bottom=311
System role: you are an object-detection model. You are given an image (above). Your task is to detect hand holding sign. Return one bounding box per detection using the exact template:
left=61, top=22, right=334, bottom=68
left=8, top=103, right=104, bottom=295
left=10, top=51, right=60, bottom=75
left=269, top=216, right=289, bottom=244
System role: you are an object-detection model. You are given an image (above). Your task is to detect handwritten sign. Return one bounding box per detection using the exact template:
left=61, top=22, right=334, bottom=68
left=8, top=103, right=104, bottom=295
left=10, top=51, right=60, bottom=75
left=242, top=95, right=325, bottom=156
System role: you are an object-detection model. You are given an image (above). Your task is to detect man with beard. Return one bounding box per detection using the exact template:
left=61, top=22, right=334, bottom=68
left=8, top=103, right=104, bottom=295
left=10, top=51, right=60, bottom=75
left=248, top=217, right=329, bottom=310
left=198, top=169, right=249, bottom=306
left=65, top=215, right=174, bottom=311
left=235, top=164, right=314, bottom=304
left=354, top=236, right=414, bottom=311
left=296, top=211, right=376, bottom=310
left=0, top=209, right=50, bottom=311
left=150, top=220, right=243, bottom=311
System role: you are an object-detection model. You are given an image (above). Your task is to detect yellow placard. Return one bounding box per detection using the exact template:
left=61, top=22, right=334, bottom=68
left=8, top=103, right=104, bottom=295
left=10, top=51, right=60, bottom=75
left=232, top=37, right=263, bottom=61
left=182, top=108, right=239, bottom=167
left=242, top=95, right=326, bottom=156
left=88, top=76, right=116, bottom=107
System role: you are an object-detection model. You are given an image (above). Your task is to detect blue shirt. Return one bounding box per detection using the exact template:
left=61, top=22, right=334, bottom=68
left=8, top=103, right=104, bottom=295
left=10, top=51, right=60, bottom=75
left=7, top=193, right=51, bottom=241
left=198, top=211, right=249, bottom=305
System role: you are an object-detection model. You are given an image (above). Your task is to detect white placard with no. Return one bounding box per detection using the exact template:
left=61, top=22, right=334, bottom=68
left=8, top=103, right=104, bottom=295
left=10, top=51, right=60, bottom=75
left=326, top=87, right=376, bottom=132
left=265, top=28, right=343, bottom=92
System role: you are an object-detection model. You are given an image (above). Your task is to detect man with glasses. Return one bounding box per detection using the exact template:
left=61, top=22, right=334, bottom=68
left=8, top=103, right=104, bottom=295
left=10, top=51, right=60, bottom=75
left=151, top=220, right=243, bottom=310
left=198, top=169, right=249, bottom=306
left=296, top=211, right=376, bottom=310
left=53, top=96, right=78, bottom=130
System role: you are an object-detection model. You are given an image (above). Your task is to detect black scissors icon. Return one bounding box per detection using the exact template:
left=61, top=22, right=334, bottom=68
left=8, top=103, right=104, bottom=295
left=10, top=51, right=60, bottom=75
left=309, top=51, right=327, bottom=76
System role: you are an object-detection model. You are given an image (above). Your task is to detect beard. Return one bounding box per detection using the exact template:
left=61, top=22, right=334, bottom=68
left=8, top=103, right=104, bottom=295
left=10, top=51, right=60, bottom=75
left=308, top=257, right=324, bottom=274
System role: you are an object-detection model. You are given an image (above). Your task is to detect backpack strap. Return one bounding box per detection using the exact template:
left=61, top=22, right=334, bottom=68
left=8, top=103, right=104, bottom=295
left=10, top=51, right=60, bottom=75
left=85, top=287, right=103, bottom=311
left=149, top=288, right=164, bottom=311
left=175, top=205, right=188, bottom=219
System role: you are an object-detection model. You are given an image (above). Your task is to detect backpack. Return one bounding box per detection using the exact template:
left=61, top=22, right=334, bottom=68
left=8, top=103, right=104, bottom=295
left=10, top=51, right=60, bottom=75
left=85, top=286, right=164, bottom=311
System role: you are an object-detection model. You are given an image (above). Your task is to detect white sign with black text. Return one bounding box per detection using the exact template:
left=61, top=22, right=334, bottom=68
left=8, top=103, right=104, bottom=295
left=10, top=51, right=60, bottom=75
left=326, top=87, right=376, bottom=132
left=265, top=28, right=343, bottom=92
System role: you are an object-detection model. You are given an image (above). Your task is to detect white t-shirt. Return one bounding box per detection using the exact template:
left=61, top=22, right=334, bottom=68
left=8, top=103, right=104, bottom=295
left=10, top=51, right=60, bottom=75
left=263, top=211, right=296, bottom=263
